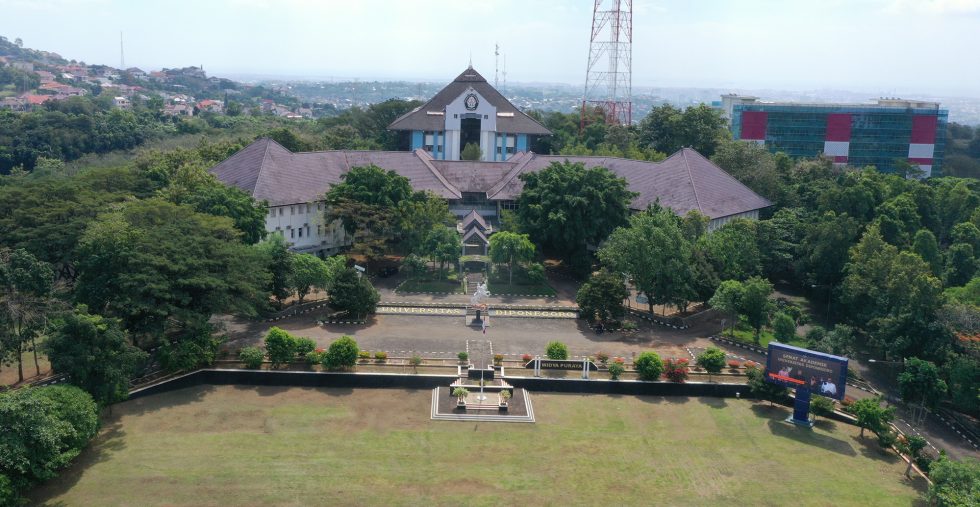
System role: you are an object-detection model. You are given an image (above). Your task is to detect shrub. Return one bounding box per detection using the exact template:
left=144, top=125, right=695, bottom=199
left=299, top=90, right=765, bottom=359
left=457, top=351, right=469, bottom=362
left=546, top=341, right=569, bottom=360
left=493, top=354, right=504, bottom=366
left=596, top=352, right=609, bottom=365
left=526, top=262, right=546, bottom=284
left=409, top=354, right=423, bottom=370
left=663, top=358, right=689, bottom=383
left=239, top=347, right=264, bottom=369
left=358, top=350, right=371, bottom=362
left=306, top=350, right=326, bottom=365
left=621, top=320, right=638, bottom=331
left=452, top=387, right=469, bottom=399
left=374, top=351, right=388, bottom=363
left=772, top=312, right=797, bottom=343
left=613, top=357, right=626, bottom=365
left=500, top=390, right=512, bottom=402
left=264, top=326, right=298, bottom=367
left=877, top=429, right=898, bottom=450
left=323, top=336, right=359, bottom=370
left=696, top=347, right=727, bottom=382
left=634, top=351, right=664, bottom=381
left=522, top=353, right=533, bottom=363
left=743, top=360, right=757, bottom=370
left=295, top=337, right=317, bottom=357
left=607, top=361, right=625, bottom=380
left=810, top=395, right=836, bottom=420
left=727, top=359, right=741, bottom=369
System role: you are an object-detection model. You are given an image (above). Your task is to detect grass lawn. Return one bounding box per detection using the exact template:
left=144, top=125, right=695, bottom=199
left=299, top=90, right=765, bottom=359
left=30, top=386, right=926, bottom=506
left=487, top=271, right=556, bottom=296
left=396, top=278, right=464, bottom=293
left=724, top=321, right=805, bottom=348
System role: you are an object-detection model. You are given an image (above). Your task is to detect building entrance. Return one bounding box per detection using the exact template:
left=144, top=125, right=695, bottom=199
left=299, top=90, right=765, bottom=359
left=460, top=117, right=481, bottom=156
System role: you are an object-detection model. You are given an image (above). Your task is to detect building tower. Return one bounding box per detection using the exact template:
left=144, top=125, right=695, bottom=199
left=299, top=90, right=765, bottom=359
left=581, top=0, right=632, bottom=127
left=119, top=31, right=125, bottom=69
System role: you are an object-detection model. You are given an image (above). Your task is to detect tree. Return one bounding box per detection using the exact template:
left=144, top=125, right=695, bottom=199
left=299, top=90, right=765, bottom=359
left=850, top=396, right=895, bottom=438
left=264, top=327, right=298, bottom=368
left=576, top=269, right=629, bottom=324
left=324, top=335, right=359, bottom=370
left=638, top=103, right=727, bottom=157
left=607, top=361, right=625, bottom=380
left=746, top=366, right=789, bottom=406
left=696, top=347, right=726, bottom=382
left=599, top=208, right=692, bottom=313
left=0, top=386, right=98, bottom=498
left=709, top=280, right=744, bottom=337
left=634, top=351, right=664, bottom=381
left=327, top=165, right=412, bottom=208
left=739, top=276, right=773, bottom=343
left=423, top=226, right=461, bottom=277
left=74, top=199, right=269, bottom=345
left=329, top=267, right=379, bottom=318
left=401, top=254, right=426, bottom=280
left=701, top=219, right=761, bottom=281
left=902, top=435, right=928, bottom=477
left=44, top=307, right=147, bottom=405
left=898, top=357, right=947, bottom=425
left=945, top=355, right=980, bottom=415
left=912, top=229, right=942, bottom=276
left=489, top=232, right=536, bottom=285
left=460, top=143, right=481, bottom=161
left=256, top=235, right=293, bottom=307
left=325, top=165, right=413, bottom=261
left=928, top=456, right=980, bottom=507
left=945, top=243, right=978, bottom=287
left=810, top=395, right=836, bottom=421
left=290, top=254, right=344, bottom=303
left=546, top=341, right=569, bottom=360
left=772, top=312, right=797, bottom=343
left=397, top=192, right=454, bottom=255
left=517, top=161, right=636, bottom=270
left=0, top=248, right=57, bottom=383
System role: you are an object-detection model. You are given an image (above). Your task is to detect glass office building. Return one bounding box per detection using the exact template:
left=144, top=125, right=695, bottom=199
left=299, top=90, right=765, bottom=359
left=721, top=95, right=948, bottom=176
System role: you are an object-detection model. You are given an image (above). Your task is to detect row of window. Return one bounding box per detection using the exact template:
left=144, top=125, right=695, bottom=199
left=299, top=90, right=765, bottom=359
left=268, top=202, right=324, bottom=218
left=273, top=223, right=341, bottom=240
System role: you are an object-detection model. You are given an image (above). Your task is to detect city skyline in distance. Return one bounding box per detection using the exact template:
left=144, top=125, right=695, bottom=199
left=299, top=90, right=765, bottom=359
left=1, top=0, right=979, bottom=99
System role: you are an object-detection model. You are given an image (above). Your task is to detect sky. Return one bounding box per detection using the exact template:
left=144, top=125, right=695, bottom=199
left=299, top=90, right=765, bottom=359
left=1, top=0, right=978, bottom=97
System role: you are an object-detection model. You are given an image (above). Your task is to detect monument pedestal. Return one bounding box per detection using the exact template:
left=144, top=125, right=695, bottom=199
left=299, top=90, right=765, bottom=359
left=786, top=388, right=814, bottom=428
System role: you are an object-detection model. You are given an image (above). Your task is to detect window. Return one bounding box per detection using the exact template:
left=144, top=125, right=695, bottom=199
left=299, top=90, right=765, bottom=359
left=317, top=202, right=322, bottom=211
left=290, top=206, right=295, bottom=215
left=317, top=225, right=322, bottom=236
left=500, top=201, right=519, bottom=210
left=298, top=228, right=303, bottom=238
left=268, top=209, right=275, bottom=217
left=278, top=208, right=283, bottom=216
left=290, top=229, right=295, bottom=239
left=306, top=204, right=311, bottom=214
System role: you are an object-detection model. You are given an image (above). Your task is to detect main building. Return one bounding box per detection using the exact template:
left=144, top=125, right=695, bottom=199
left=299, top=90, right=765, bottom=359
left=210, top=69, right=771, bottom=256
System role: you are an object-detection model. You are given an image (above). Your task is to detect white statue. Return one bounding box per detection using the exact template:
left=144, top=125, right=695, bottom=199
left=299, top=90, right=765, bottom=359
left=470, top=282, right=490, bottom=306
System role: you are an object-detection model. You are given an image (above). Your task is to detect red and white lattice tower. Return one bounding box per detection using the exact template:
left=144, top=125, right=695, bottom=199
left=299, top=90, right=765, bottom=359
left=582, top=0, right=632, bottom=127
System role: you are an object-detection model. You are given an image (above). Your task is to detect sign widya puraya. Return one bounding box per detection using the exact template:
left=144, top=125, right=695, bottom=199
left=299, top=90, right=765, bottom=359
left=765, top=343, right=848, bottom=401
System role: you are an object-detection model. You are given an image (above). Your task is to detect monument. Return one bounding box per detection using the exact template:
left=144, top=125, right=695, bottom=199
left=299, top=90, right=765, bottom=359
left=467, top=282, right=490, bottom=328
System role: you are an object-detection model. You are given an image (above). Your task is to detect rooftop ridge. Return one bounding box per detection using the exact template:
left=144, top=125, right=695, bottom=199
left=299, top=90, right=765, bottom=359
left=414, top=149, right=462, bottom=199
left=487, top=151, right=535, bottom=199
left=681, top=149, right=704, bottom=214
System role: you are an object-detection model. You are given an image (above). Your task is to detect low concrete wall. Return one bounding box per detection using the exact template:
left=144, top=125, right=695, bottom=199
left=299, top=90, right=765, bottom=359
left=129, top=368, right=755, bottom=400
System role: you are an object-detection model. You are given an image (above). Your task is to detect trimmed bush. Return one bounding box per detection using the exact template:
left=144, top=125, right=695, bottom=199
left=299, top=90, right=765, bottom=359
left=607, top=361, right=625, bottom=380
left=295, top=337, right=317, bottom=357
left=358, top=350, right=371, bottom=362
left=522, top=353, right=533, bottom=363
left=457, top=351, right=469, bottom=362
left=264, top=327, right=298, bottom=367
left=374, top=351, right=388, bottom=363
left=696, top=347, right=727, bottom=381
left=305, top=349, right=326, bottom=365
left=239, top=347, right=264, bottom=369
left=727, top=359, right=741, bottom=369
left=743, top=360, right=758, bottom=370
left=323, top=336, right=359, bottom=370
left=545, top=341, right=569, bottom=360
left=810, top=395, right=836, bottom=420
left=634, top=351, right=664, bottom=381
left=409, top=354, right=423, bottom=370
left=493, top=354, right=504, bottom=366
left=596, top=352, right=609, bottom=365
left=664, top=358, right=689, bottom=383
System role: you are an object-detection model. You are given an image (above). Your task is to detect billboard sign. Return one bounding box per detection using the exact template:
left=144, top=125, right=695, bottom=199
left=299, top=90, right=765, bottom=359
left=765, top=343, right=848, bottom=400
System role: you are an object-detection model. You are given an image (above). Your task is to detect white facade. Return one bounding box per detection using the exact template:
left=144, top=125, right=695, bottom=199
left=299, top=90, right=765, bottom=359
left=707, top=209, right=760, bottom=232
left=265, top=201, right=350, bottom=256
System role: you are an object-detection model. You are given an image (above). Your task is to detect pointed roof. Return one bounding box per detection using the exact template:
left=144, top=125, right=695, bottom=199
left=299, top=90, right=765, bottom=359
left=388, top=68, right=551, bottom=135
left=460, top=209, right=488, bottom=232
left=462, top=227, right=489, bottom=246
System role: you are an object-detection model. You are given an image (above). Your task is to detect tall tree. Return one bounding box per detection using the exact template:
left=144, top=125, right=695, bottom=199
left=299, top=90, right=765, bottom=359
left=488, top=232, right=536, bottom=285
left=0, top=248, right=57, bottom=383
left=701, top=219, right=761, bottom=281
left=422, top=226, right=461, bottom=278
left=709, top=280, right=744, bottom=336
left=325, top=165, right=412, bottom=261
left=329, top=267, right=379, bottom=319
left=739, top=276, right=774, bottom=343
left=639, top=104, right=727, bottom=157
left=576, top=269, right=629, bottom=324
left=397, top=192, right=454, bottom=255
left=912, top=229, right=943, bottom=277
left=44, top=307, right=147, bottom=405
left=74, top=199, right=269, bottom=345
left=517, top=161, right=636, bottom=272
left=255, top=235, right=293, bottom=307
left=599, top=208, right=692, bottom=313
left=290, top=254, right=344, bottom=304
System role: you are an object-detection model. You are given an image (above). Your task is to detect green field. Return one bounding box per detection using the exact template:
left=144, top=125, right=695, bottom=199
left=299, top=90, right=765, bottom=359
left=30, top=386, right=926, bottom=506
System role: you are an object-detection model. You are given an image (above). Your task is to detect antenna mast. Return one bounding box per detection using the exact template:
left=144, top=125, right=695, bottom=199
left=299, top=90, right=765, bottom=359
left=120, top=31, right=125, bottom=69
left=581, top=0, right=632, bottom=128
left=494, top=43, right=500, bottom=88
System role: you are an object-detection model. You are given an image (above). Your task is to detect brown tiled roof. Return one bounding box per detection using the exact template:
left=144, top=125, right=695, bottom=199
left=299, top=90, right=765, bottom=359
left=388, top=67, right=551, bottom=135
left=210, top=139, right=771, bottom=219
left=460, top=209, right=488, bottom=232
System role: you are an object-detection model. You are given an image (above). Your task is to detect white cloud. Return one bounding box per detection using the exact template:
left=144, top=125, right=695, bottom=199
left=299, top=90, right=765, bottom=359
left=880, top=0, right=980, bottom=15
